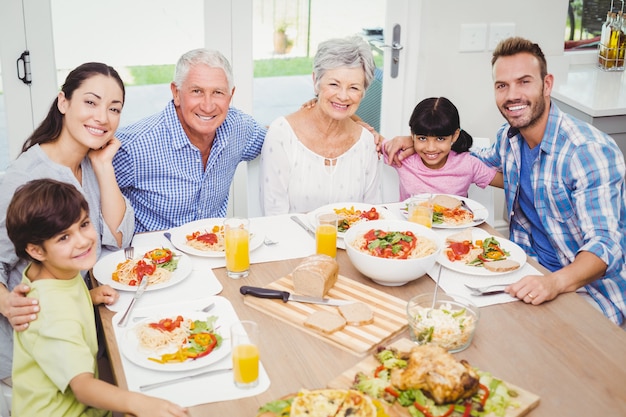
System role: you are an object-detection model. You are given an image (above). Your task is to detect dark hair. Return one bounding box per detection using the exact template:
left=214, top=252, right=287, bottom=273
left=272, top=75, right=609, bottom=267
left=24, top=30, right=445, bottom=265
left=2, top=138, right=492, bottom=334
left=6, top=179, right=89, bottom=262
left=491, top=37, right=548, bottom=79
left=408, top=97, right=473, bottom=153
left=22, top=62, right=125, bottom=152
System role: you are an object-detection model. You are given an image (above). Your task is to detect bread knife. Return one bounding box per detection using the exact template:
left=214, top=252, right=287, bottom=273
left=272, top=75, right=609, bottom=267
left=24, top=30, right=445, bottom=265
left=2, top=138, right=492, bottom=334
left=240, top=286, right=354, bottom=306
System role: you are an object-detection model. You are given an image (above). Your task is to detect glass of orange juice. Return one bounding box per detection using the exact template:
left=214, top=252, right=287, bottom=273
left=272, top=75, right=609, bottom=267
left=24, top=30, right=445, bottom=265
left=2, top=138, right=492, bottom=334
left=408, top=194, right=433, bottom=228
left=231, top=320, right=259, bottom=388
left=224, top=217, right=250, bottom=279
left=315, top=212, right=338, bottom=258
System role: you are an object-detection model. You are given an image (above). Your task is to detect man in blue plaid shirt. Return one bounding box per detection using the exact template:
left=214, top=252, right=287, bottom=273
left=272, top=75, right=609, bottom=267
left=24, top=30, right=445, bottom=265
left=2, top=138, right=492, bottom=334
left=113, top=49, right=266, bottom=233
left=386, top=37, right=626, bottom=327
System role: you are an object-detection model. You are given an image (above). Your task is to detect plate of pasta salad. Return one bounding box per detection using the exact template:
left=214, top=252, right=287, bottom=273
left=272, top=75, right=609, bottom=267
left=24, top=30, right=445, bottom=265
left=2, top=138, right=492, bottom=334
left=92, top=246, right=193, bottom=291
left=168, top=218, right=264, bottom=257
left=118, top=306, right=233, bottom=372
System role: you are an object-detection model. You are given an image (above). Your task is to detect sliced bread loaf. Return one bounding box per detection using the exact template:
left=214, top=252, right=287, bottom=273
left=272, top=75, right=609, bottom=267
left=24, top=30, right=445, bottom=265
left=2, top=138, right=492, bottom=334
left=292, top=254, right=339, bottom=298
left=338, top=302, right=374, bottom=326
left=483, top=259, right=521, bottom=272
left=303, top=310, right=346, bottom=334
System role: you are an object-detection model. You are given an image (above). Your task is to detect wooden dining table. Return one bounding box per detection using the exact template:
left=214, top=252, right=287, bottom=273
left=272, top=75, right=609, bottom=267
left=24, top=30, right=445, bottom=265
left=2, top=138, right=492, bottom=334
left=97, top=222, right=626, bottom=416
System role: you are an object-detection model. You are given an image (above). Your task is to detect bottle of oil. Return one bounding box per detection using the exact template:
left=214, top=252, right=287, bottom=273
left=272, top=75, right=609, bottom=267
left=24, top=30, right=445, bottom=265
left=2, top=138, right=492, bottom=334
left=608, top=11, right=625, bottom=69
left=618, top=11, right=626, bottom=68
left=599, top=10, right=613, bottom=67
left=607, top=12, right=620, bottom=68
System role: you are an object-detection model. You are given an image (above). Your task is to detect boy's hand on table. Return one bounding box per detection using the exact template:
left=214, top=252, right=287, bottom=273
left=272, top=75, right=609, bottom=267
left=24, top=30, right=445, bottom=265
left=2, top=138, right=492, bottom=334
left=90, top=285, right=119, bottom=306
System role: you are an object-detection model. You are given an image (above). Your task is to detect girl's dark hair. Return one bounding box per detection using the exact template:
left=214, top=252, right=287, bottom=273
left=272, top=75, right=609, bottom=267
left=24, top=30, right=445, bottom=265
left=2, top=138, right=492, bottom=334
left=6, top=179, right=89, bottom=262
left=22, top=62, right=125, bottom=153
left=408, top=97, right=473, bottom=153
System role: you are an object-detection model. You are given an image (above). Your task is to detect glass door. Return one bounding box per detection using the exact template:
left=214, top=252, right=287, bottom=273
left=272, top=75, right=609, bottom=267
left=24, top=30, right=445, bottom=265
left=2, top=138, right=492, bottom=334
left=0, top=0, right=206, bottom=171
left=50, top=0, right=205, bottom=127
left=250, top=0, right=386, bottom=128
left=241, top=0, right=412, bottom=216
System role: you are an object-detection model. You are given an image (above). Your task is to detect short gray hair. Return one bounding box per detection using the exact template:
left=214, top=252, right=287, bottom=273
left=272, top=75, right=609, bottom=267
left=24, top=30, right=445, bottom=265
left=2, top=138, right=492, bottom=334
left=313, top=36, right=375, bottom=93
left=173, top=48, right=234, bottom=91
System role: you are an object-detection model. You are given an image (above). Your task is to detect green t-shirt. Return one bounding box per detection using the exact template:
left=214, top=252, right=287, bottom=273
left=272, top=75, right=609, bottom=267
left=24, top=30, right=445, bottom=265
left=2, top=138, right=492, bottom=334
left=12, top=266, right=111, bottom=417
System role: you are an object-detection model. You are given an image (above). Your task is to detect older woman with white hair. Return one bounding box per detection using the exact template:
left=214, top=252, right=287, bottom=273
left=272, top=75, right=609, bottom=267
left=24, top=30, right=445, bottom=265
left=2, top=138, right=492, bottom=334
left=260, top=36, right=382, bottom=215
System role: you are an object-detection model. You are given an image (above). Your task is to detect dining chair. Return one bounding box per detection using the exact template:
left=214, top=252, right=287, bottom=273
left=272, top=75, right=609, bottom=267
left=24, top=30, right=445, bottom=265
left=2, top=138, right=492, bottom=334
left=468, top=137, right=496, bottom=227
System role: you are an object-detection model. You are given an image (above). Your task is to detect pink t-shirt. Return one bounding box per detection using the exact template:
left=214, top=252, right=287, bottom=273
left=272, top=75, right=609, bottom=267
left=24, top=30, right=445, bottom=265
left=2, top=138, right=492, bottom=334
left=384, top=149, right=497, bottom=200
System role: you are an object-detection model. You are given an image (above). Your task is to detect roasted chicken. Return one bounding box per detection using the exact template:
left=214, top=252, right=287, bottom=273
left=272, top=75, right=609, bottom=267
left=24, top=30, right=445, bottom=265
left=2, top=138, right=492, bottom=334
left=390, top=344, right=479, bottom=404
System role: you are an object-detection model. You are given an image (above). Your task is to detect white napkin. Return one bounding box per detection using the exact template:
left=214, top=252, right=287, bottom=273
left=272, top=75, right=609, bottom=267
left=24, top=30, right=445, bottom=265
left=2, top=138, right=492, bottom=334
left=112, top=296, right=270, bottom=407
left=249, top=214, right=316, bottom=262
left=428, top=262, right=542, bottom=307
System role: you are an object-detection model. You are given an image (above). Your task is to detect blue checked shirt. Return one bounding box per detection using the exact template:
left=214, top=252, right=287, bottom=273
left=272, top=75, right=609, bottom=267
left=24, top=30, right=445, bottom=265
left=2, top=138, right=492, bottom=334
left=474, top=101, right=626, bottom=325
left=113, top=101, right=266, bottom=232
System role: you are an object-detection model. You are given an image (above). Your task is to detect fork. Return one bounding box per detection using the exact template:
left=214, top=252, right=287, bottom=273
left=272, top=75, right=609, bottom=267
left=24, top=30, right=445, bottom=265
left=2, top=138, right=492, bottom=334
left=124, top=246, right=134, bottom=260
left=132, top=302, right=216, bottom=322
left=460, top=199, right=474, bottom=215
left=264, top=237, right=279, bottom=246
left=464, top=283, right=510, bottom=296
left=461, top=200, right=487, bottom=223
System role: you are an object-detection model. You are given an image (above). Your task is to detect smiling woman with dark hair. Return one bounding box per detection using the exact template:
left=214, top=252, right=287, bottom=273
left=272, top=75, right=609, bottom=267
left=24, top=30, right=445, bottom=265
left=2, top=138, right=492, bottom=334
left=0, top=62, right=135, bottom=385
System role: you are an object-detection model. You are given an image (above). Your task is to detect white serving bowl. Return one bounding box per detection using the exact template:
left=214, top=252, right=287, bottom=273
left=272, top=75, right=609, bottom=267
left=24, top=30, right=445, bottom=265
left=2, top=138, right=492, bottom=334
left=343, top=219, right=442, bottom=286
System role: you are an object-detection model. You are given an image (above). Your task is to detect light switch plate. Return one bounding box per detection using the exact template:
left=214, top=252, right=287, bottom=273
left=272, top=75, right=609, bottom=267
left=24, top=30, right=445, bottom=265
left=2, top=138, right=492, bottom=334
left=459, top=23, right=487, bottom=52
left=489, top=23, right=516, bottom=50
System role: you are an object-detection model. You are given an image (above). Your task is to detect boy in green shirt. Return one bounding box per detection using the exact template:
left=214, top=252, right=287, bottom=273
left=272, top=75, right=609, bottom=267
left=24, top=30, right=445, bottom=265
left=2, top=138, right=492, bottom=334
left=6, top=179, right=188, bottom=417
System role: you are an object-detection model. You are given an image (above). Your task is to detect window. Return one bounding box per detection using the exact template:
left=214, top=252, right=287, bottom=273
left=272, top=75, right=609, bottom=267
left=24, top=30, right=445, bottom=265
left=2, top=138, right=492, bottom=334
left=565, top=0, right=619, bottom=50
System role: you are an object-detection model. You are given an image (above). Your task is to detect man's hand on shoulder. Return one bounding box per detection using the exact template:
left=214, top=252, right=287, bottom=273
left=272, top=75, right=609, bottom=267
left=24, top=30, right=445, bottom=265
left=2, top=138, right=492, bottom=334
left=1, top=284, right=39, bottom=331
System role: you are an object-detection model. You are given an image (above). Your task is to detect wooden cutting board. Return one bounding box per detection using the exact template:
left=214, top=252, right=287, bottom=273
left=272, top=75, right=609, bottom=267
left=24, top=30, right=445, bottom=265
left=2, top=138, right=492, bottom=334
left=327, top=338, right=541, bottom=417
left=243, top=274, right=407, bottom=356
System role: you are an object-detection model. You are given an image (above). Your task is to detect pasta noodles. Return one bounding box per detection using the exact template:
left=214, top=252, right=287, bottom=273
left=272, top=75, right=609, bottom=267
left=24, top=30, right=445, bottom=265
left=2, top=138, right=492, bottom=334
left=135, top=317, right=193, bottom=352
left=112, top=258, right=172, bottom=286
left=186, top=226, right=225, bottom=252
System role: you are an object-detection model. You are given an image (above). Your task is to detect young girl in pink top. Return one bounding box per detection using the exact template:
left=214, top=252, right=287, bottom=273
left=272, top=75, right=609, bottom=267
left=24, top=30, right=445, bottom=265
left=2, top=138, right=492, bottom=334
left=383, top=97, right=502, bottom=200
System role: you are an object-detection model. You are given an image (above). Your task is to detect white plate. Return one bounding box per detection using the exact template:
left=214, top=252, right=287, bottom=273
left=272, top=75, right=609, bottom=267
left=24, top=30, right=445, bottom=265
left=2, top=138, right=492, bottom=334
left=307, top=203, right=399, bottom=238
left=119, top=308, right=232, bottom=372
left=92, top=246, right=193, bottom=291
left=168, top=218, right=264, bottom=258
left=437, top=228, right=527, bottom=276
left=401, top=194, right=488, bottom=229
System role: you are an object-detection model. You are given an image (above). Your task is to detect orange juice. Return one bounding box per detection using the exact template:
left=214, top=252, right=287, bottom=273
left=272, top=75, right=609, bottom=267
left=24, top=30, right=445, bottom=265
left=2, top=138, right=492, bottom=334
left=409, top=203, right=433, bottom=228
left=225, top=227, right=250, bottom=276
left=316, top=224, right=337, bottom=258
left=232, top=343, right=259, bottom=385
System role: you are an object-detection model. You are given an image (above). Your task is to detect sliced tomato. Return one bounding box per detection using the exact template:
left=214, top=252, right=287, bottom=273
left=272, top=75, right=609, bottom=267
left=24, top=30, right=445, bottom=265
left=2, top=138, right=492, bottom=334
left=360, top=207, right=380, bottom=220
left=149, top=315, right=184, bottom=332
left=134, top=260, right=156, bottom=280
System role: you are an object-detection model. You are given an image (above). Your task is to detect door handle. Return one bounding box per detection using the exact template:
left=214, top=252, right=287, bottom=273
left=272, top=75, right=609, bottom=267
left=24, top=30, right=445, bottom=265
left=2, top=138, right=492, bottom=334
left=16, top=50, right=32, bottom=85
left=374, top=24, right=402, bottom=78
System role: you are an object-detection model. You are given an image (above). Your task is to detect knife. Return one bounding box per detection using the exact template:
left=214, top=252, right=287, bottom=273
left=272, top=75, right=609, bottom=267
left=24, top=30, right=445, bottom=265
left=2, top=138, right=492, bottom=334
left=290, top=215, right=316, bottom=238
left=240, top=286, right=354, bottom=306
left=117, top=275, right=149, bottom=327
left=139, top=367, right=233, bottom=391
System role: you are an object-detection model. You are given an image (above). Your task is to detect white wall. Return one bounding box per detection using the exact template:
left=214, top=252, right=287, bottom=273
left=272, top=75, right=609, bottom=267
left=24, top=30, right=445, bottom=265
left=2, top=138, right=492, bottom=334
left=402, top=0, right=570, bottom=230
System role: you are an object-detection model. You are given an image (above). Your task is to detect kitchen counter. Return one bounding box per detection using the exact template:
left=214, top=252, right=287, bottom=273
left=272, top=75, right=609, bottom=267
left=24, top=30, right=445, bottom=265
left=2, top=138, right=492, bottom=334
left=552, top=63, right=626, bottom=118
left=552, top=63, right=626, bottom=157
